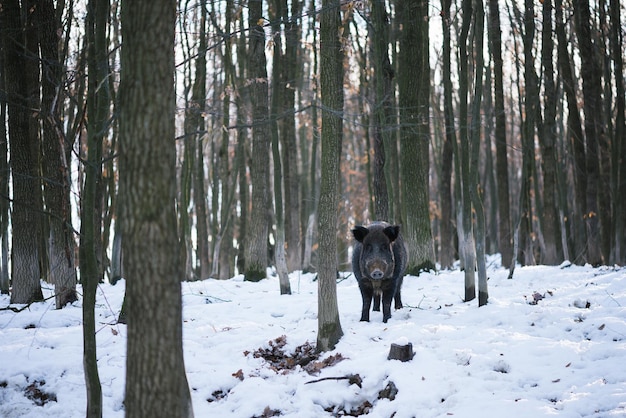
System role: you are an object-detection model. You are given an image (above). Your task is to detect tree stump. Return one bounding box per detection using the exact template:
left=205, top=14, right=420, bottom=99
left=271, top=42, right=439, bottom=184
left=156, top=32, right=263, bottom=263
left=388, top=342, right=414, bottom=362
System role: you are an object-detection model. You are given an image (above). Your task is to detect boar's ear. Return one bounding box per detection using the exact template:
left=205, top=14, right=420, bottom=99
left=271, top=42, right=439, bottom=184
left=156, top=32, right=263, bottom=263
left=383, top=225, right=400, bottom=242
left=352, top=225, right=369, bottom=242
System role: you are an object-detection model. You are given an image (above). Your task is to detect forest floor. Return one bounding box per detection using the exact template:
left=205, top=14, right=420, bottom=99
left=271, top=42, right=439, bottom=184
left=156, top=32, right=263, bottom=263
left=1, top=256, right=625, bottom=417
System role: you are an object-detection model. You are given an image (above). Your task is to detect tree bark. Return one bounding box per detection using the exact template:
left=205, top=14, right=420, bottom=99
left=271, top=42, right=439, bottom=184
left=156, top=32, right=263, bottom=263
left=370, top=0, right=393, bottom=222
left=555, top=0, right=587, bottom=264
left=469, top=0, right=487, bottom=306
left=82, top=0, right=108, bottom=414
left=610, top=0, right=626, bottom=264
left=0, top=28, right=9, bottom=295
left=317, top=0, right=344, bottom=353
left=488, top=0, right=512, bottom=268
left=439, top=0, right=456, bottom=270
left=119, top=0, right=193, bottom=416
left=397, top=0, right=435, bottom=275
left=539, top=0, right=563, bottom=265
left=574, top=0, right=603, bottom=266
left=38, top=0, right=78, bottom=309
left=270, top=0, right=291, bottom=294
left=457, top=0, right=476, bottom=299
left=2, top=0, right=43, bottom=305
left=244, top=0, right=271, bottom=282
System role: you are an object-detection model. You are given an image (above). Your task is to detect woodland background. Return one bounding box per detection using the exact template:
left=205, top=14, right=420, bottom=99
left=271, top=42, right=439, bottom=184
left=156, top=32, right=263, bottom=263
left=2, top=0, right=625, bottom=416
left=1, top=0, right=625, bottom=319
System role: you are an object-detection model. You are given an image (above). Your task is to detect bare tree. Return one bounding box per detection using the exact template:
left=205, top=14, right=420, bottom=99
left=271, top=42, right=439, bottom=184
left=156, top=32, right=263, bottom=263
left=245, top=0, right=272, bottom=282
left=573, top=0, right=603, bottom=266
left=397, top=0, right=436, bottom=275
left=119, top=0, right=193, bottom=416
left=317, top=0, right=344, bottom=353
left=2, top=0, right=43, bottom=305
left=487, top=0, right=512, bottom=268
left=539, top=0, right=563, bottom=264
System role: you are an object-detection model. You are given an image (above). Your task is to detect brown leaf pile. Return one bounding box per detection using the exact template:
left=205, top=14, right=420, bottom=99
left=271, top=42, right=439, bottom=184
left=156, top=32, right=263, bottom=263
left=249, top=335, right=345, bottom=375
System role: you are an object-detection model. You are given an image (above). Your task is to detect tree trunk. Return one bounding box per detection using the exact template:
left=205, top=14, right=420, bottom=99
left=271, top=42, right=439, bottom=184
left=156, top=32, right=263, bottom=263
left=488, top=0, right=512, bottom=268
left=370, top=0, right=393, bottom=222
left=519, top=0, right=538, bottom=266
left=2, top=0, right=43, bottom=305
left=539, top=0, right=563, bottom=265
left=397, top=0, right=435, bottom=275
left=82, top=0, right=108, bottom=414
left=270, top=0, right=291, bottom=294
left=555, top=0, right=587, bottom=264
left=38, top=0, right=78, bottom=308
left=574, top=0, right=603, bottom=266
left=281, top=0, right=302, bottom=272
left=244, top=0, right=271, bottom=282
left=458, top=0, right=476, bottom=299
left=119, top=0, right=193, bottom=416
left=317, top=0, right=344, bottom=353
left=0, top=40, right=9, bottom=295
left=469, top=0, right=487, bottom=306
left=610, top=0, right=626, bottom=264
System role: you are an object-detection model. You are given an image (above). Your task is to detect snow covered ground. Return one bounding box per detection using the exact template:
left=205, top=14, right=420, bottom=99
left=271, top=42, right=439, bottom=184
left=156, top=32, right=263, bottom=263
left=1, top=258, right=625, bottom=417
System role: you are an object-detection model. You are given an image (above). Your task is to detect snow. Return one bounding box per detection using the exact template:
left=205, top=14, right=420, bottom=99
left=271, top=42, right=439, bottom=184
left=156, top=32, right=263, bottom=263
left=1, top=257, right=626, bottom=417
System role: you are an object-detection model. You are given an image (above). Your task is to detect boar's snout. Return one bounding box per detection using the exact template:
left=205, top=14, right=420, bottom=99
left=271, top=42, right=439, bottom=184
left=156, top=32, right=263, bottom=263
left=370, top=269, right=384, bottom=280
left=366, top=259, right=389, bottom=280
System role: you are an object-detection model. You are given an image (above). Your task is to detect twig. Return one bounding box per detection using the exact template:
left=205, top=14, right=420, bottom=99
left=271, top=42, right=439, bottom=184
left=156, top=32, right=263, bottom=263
left=1, top=293, right=56, bottom=313
left=305, top=374, right=362, bottom=388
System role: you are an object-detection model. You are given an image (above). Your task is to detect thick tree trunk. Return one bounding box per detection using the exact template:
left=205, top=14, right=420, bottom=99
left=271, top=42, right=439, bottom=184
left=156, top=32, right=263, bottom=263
left=370, top=0, right=393, bottom=222
left=119, top=0, right=193, bottom=416
left=539, top=0, right=563, bottom=265
left=38, top=0, right=78, bottom=308
left=610, top=0, right=626, bottom=264
left=317, top=0, right=344, bottom=353
left=458, top=0, right=476, bottom=299
left=439, top=0, right=456, bottom=270
left=2, top=0, right=43, bottom=305
left=244, top=0, right=271, bottom=282
left=469, top=0, right=487, bottom=306
left=555, top=0, right=587, bottom=264
left=397, top=0, right=435, bottom=275
left=574, top=0, right=603, bottom=266
left=488, top=0, right=513, bottom=268
left=281, top=0, right=302, bottom=272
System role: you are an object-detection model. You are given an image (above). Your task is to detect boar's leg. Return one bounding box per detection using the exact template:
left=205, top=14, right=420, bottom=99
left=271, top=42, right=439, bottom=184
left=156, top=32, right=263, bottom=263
left=381, top=287, right=394, bottom=322
left=373, top=293, right=381, bottom=311
left=359, top=283, right=373, bottom=321
left=394, top=276, right=404, bottom=310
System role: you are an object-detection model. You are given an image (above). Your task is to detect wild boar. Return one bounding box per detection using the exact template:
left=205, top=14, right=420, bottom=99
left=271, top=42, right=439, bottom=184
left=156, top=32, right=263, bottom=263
left=351, top=222, right=407, bottom=323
